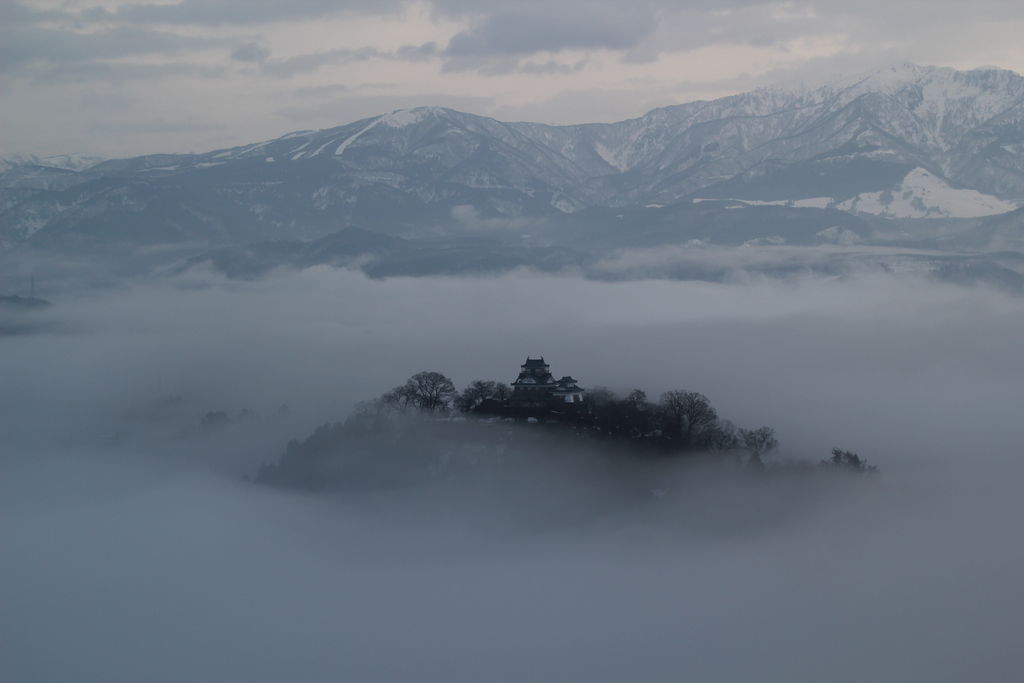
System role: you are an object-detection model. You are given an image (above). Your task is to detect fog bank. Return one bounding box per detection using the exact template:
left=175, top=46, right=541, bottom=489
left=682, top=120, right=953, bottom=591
left=3, top=268, right=1023, bottom=682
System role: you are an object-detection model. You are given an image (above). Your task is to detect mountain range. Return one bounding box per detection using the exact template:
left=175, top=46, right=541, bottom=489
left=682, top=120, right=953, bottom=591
left=4, top=62, right=1024, bottom=285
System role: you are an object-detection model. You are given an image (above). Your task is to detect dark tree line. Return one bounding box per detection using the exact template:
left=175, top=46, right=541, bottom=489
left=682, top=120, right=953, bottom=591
left=344, top=370, right=786, bottom=466
left=345, top=372, right=508, bottom=431
left=454, top=380, right=511, bottom=412
left=258, top=371, right=876, bottom=488
left=574, top=386, right=778, bottom=464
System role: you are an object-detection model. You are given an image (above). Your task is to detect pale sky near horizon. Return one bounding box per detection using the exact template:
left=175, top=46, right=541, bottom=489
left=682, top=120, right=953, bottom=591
left=3, top=0, right=1024, bottom=158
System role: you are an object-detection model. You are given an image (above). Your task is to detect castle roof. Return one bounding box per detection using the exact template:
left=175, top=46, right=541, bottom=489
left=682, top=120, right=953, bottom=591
left=513, top=370, right=556, bottom=385
left=553, top=376, right=583, bottom=392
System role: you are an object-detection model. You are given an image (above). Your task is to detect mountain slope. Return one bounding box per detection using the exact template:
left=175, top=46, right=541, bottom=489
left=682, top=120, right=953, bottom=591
left=556, top=63, right=1024, bottom=205
left=4, top=63, right=1024, bottom=252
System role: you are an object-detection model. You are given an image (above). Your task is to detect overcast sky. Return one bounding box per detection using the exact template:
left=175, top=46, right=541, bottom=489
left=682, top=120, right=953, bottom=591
left=3, top=0, right=1024, bottom=157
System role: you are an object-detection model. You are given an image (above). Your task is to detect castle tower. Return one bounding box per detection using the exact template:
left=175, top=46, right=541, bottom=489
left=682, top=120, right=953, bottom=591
left=510, top=357, right=556, bottom=407
left=509, top=357, right=585, bottom=410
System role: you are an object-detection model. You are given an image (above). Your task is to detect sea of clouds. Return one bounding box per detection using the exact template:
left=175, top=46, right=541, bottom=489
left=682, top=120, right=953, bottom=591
left=3, top=266, right=1023, bottom=682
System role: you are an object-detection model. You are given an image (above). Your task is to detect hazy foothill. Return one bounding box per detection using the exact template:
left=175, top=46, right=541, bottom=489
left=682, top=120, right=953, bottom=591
left=5, top=4, right=1024, bottom=677
left=258, top=358, right=874, bottom=493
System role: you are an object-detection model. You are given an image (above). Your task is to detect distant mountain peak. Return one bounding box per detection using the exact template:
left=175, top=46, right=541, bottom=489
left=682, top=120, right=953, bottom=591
left=771, top=62, right=1023, bottom=99
left=0, top=153, right=106, bottom=172
left=380, top=106, right=450, bottom=128
left=847, top=61, right=1021, bottom=90
left=6, top=62, right=1024, bottom=253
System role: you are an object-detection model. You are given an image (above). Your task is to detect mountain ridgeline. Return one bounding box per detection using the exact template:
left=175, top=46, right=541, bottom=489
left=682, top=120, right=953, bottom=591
left=5, top=63, right=1024, bottom=278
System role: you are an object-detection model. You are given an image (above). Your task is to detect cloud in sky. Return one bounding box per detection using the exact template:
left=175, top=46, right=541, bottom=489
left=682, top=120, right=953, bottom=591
left=84, top=0, right=403, bottom=25
left=4, top=0, right=1024, bottom=156
left=443, top=6, right=657, bottom=58
left=230, top=42, right=271, bottom=63
left=0, top=25, right=223, bottom=71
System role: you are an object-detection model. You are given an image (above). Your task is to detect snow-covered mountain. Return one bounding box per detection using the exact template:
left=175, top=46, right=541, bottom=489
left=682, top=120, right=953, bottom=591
left=5, top=63, right=1024, bottom=251
left=0, top=153, right=105, bottom=173
left=578, top=62, right=1024, bottom=208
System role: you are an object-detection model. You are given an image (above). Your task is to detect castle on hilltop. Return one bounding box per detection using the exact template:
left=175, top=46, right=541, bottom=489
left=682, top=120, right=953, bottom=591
left=509, top=357, right=585, bottom=411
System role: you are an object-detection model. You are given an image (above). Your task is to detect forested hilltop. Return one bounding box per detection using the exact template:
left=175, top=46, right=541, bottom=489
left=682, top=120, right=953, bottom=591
left=257, top=367, right=876, bottom=494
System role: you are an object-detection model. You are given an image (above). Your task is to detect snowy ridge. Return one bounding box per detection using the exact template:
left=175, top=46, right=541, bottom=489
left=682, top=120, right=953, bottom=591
left=7, top=63, right=1024, bottom=249
left=381, top=107, right=438, bottom=128
left=1, top=153, right=105, bottom=171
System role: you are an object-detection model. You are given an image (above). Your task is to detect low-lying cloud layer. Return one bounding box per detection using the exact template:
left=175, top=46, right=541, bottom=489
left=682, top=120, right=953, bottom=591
left=3, top=268, right=1023, bottom=681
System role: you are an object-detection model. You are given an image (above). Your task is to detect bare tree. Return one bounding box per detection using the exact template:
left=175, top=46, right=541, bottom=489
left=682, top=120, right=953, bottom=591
left=399, top=371, right=457, bottom=413
left=704, top=418, right=740, bottom=451
left=492, top=383, right=512, bottom=401
left=740, top=426, right=778, bottom=469
left=455, top=380, right=509, bottom=413
left=659, top=390, right=718, bottom=447
left=626, top=389, right=648, bottom=409
left=380, top=386, right=415, bottom=411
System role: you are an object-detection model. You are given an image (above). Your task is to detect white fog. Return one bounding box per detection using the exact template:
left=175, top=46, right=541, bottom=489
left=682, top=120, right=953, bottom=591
left=3, top=268, right=1023, bottom=682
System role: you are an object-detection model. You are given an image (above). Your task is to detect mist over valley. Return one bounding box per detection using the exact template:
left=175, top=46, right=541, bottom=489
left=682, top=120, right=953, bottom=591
left=4, top=265, right=1024, bottom=682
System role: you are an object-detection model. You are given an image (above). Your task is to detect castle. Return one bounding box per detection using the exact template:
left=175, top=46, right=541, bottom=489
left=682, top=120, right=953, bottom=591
left=509, top=357, right=585, bottom=411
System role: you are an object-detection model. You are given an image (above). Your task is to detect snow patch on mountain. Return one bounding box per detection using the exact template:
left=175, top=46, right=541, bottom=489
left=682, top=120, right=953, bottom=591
left=838, top=168, right=1018, bottom=218
left=816, top=226, right=862, bottom=245
left=289, top=140, right=312, bottom=160
left=552, top=198, right=576, bottom=213
left=693, top=197, right=833, bottom=209
left=335, top=117, right=384, bottom=157
left=381, top=108, right=436, bottom=128
left=593, top=142, right=631, bottom=172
